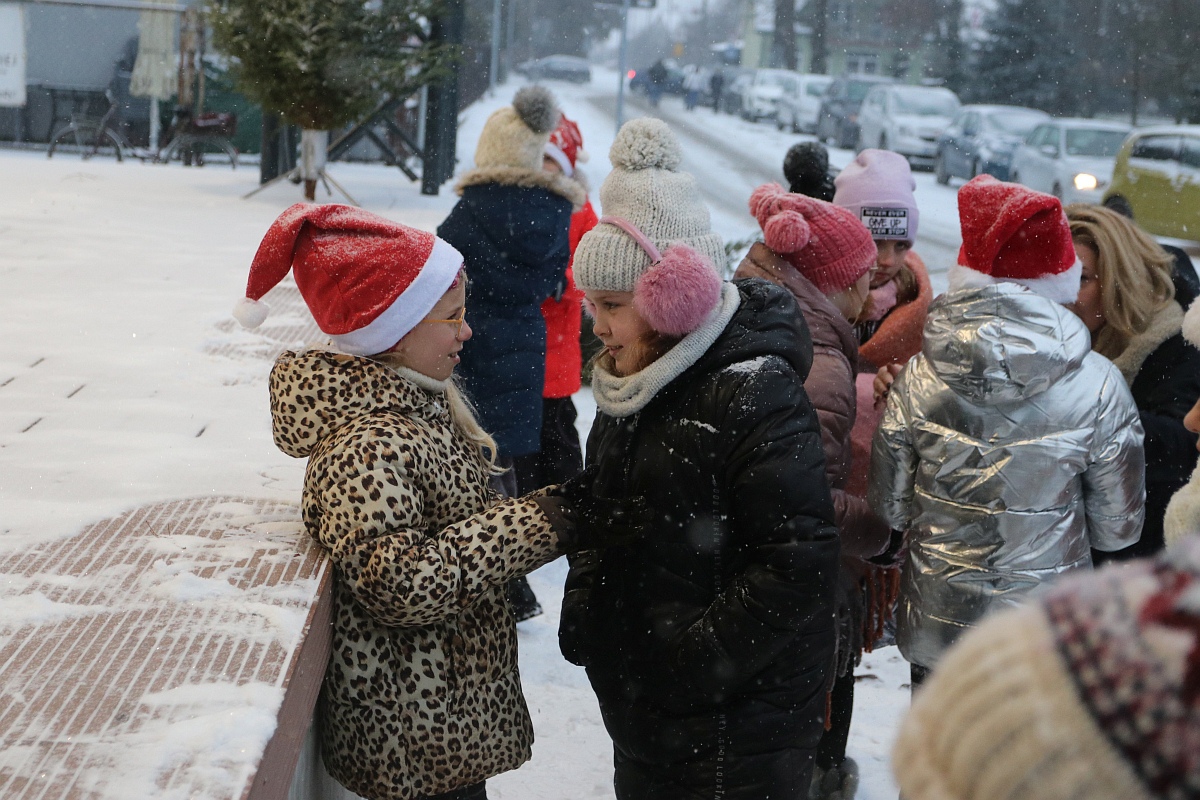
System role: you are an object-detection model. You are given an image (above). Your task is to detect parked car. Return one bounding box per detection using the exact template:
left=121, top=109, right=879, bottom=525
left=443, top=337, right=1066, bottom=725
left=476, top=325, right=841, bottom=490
left=514, top=55, right=591, bottom=84
left=1010, top=118, right=1131, bottom=204
left=815, top=74, right=895, bottom=150
left=856, top=84, right=960, bottom=165
left=716, top=69, right=755, bottom=115
left=629, top=60, right=685, bottom=96
left=935, top=105, right=1050, bottom=183
left=740, top=69, right=798, bottom=122
left=775, top=73, right=834, bottom=133
left=1103, top=125, right=1200, bottom=241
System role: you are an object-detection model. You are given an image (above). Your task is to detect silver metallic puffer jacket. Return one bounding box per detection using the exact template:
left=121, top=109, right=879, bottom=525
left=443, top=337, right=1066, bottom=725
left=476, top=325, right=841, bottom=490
left=869, top=284, right=1145, bottom=669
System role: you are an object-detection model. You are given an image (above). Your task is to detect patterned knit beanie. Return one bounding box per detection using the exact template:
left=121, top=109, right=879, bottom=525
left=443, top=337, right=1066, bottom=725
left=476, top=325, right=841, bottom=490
left=472, top=86, right=561, bottom=172
left=748, top=182, right=877, bottom=295
left=893, top=538, right=1200, bottom=800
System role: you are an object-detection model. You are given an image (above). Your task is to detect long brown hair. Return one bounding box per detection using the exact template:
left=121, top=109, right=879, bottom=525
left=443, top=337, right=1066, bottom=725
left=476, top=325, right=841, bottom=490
left=1065, top=203, right=1175, bottom=359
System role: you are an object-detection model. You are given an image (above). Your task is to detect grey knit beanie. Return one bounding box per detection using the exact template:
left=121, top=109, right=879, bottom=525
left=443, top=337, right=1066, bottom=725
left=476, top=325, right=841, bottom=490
left=574, top=118, right=724, bottom=293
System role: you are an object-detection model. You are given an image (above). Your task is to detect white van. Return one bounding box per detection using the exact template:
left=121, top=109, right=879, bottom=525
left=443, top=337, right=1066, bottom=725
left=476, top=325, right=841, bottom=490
left=776, top=74, right=834, bottom=134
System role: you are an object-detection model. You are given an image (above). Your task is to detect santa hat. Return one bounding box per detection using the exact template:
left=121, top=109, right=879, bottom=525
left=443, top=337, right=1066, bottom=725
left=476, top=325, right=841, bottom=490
left=949, top=175, right=1081, bottom=304
left=232, top=203, right=462, bottom=356
left=545, top=113, right=588, bottom=177
left=474, top=85, right=561, bottom=173
left=574, top=118, right=724, bottom=337
left=894, top=539, right=1200, bottom=800
left=833, top=149, right=920, bottom=241
left=749, top=182, right=877, bottom=295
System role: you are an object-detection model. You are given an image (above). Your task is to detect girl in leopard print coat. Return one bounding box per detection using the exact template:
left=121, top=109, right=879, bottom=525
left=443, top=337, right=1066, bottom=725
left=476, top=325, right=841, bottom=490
left=239, top=204, right=563, bottom=800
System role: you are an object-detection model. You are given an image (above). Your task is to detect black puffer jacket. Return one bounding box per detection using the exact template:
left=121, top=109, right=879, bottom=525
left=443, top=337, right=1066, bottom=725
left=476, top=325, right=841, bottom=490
left=560, top=279, right=840, bottom=800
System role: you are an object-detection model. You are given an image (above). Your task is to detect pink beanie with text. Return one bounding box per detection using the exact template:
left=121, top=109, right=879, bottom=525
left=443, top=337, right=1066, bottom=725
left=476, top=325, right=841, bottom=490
left=833, top=149, right=920, bottom=241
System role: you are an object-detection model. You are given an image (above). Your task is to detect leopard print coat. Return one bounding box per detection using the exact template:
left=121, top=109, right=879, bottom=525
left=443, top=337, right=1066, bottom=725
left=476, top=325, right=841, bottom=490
left=269, top=349, right=560, bottom=800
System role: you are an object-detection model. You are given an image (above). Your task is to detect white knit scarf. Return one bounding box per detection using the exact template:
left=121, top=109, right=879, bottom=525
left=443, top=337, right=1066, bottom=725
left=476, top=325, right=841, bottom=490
left=591, top=283, right=741, bottom=418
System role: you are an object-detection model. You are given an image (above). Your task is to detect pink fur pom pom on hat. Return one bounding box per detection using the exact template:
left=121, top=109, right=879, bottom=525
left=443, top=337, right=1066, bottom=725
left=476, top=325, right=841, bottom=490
left=634, top=243, right=723, bottom=337
left=749, top=183, right=876, bottom=296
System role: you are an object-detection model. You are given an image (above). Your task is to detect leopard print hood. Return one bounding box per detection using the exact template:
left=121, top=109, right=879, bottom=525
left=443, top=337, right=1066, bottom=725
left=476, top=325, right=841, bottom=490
left=270, top=349, right=441, bottom=459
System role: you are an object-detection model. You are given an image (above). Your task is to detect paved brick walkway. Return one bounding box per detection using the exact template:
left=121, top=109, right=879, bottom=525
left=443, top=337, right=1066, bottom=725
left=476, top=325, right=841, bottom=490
left=1, top=282, right=331, bottom=799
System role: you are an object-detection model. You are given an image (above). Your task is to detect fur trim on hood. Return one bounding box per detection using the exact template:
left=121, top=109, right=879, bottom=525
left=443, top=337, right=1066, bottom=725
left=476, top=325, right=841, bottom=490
left=455, top=165, right=586, bottom=211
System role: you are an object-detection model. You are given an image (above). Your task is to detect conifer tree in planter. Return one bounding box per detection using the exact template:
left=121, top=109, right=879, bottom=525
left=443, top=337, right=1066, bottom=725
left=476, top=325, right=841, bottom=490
left=208, top=0, right=451, bottom=200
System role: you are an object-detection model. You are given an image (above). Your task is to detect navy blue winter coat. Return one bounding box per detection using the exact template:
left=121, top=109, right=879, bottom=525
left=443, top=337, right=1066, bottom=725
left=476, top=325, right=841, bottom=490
left=437, top=176, right=578, bottom=458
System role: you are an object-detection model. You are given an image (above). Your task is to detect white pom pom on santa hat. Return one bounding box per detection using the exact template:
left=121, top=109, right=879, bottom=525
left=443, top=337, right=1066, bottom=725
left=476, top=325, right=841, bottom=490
left=233, top=296, right=270, bottom=329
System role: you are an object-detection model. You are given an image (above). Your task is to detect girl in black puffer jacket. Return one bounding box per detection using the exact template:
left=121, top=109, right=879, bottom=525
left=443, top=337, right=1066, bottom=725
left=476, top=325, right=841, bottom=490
left=548, top=118, right=839, bottom=800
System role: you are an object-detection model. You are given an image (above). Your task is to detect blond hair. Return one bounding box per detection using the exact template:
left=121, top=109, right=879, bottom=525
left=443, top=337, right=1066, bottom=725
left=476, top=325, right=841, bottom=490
left=445, top=380, right=505, bottom=476
left=1065, top=203, right=1175, bottom=360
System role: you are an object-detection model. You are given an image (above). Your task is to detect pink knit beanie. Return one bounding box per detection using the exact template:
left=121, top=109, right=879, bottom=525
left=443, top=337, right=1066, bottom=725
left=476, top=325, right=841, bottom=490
left=749, top=182, right=877, bottom=295
left=833, top=149, right=920, bottom=241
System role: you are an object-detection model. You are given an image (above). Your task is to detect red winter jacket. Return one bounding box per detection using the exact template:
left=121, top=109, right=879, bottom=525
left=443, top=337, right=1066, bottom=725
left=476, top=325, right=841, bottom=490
left=541, top=199, right=598, bottom=398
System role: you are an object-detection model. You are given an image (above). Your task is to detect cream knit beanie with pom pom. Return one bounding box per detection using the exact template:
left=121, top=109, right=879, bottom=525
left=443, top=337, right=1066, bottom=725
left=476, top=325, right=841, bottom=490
left=472, top=85, right=561, bottom=173
left=573, top=118, right=724, bottom=293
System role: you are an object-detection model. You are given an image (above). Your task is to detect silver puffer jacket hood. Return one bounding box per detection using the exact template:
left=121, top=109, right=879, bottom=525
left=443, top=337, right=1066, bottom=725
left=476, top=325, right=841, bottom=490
left=922, top=283, right=1091, bottom=405
left=869, top=283, right=1146, bottom=669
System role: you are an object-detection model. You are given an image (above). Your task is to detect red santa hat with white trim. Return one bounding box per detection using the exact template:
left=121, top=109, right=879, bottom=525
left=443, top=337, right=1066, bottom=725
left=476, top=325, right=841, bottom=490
left=948, top=175, right=1082, bottom=304
left=232, top=203, right=463, bottom=356
left=545, top=112, right=588, bottom=177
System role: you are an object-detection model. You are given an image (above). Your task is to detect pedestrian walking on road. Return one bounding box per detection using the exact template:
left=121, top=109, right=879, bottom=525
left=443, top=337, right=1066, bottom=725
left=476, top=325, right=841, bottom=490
left=870, top=176, right=1146, bottom=689
left=558, top=118, right=840, bottom=800
left=235, top=204, right=566, bottom=800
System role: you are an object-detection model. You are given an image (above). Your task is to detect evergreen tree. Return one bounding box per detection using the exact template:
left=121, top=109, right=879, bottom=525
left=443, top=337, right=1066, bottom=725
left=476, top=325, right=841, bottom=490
left=973, top=0, right=1081, bottom=114
left=208, top=0, right=451, bottom=197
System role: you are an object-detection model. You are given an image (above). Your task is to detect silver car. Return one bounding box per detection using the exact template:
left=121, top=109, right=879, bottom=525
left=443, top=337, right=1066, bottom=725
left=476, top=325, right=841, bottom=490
left=1009, top=119, right=1131, bottom=203
left=775, top=74, right=834, bottom=134
left=856, top=84, right=960, bottom=165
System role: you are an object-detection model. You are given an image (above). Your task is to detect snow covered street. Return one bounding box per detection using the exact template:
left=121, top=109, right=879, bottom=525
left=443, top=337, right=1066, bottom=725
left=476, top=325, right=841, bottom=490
left=0, top=70, right=933, bottom=799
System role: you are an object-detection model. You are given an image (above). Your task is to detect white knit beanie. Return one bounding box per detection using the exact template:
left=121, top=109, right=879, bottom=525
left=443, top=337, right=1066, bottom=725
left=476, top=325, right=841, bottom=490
left=573, top=118, right=724, bottom=293
left=894, top=540, right=1200, bottom=800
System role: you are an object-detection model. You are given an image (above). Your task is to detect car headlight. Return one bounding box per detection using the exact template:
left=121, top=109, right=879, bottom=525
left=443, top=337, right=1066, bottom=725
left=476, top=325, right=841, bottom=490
left=1073, top=173, right=1099, bottom=192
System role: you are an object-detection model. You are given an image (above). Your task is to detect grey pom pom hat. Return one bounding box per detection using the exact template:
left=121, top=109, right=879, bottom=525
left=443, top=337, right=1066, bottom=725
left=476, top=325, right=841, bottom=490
left=472, top=86, right=562, bottom=173
left=574, top=118, right=724, bottom=293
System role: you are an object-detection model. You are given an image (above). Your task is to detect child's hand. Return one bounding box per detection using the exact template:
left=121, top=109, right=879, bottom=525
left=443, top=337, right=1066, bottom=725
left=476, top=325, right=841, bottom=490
left=874, top=364, right=904, bottom=408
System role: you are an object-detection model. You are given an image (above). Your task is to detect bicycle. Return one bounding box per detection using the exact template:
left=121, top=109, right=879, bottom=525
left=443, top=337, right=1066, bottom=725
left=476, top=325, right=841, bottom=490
left=47, top=89, right=133, bottom=162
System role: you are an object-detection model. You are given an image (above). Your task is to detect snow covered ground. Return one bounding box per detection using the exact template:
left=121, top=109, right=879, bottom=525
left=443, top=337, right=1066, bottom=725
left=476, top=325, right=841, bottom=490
left=0, top=71, right=946, bottom=799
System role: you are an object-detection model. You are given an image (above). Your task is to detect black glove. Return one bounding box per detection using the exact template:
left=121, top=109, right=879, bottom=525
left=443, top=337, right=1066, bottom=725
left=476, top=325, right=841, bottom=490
left=547, top=466, right=652, bottom=553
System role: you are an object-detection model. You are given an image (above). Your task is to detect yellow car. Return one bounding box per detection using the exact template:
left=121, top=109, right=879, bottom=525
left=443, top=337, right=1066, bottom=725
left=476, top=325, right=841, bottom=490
left=1103, top=125, right=1200, bottom=242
